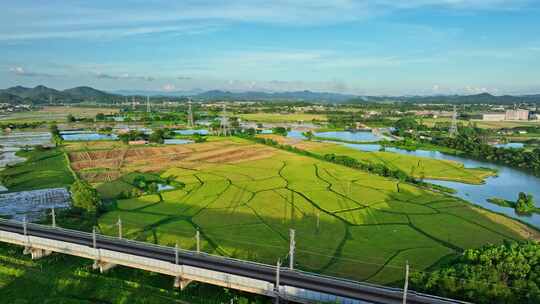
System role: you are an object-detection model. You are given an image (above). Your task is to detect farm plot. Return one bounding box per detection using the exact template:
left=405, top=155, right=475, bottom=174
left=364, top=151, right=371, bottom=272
left=68, top=139, right=275, bottom=182
left=260, top=135, right=495, bottom=184
left=87, top=141, right=535, bottom=285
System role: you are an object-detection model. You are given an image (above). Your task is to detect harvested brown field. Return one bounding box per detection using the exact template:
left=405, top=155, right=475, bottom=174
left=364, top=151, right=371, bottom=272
left=68, top=140, right=275, bottom=182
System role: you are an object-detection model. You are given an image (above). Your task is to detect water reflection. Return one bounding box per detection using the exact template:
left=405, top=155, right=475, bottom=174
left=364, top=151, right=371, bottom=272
left=315, top=131, right=382, bottom=142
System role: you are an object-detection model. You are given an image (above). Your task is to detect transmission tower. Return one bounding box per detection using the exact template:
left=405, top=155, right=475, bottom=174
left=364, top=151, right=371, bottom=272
left=449, top=105, right=458, bottom=136
left=219, top=103, right=229, bottom=136
left=187, top=99, right=194, bottom=127
left=146, top=96, right=151, bottom=113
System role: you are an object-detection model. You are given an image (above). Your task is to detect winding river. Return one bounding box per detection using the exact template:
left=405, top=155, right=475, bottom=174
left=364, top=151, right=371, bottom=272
left=343, top=143, right=540, bottom=228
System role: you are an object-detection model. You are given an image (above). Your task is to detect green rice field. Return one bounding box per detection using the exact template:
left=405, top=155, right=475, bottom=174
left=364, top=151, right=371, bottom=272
left=93, top=141, right=531, bottom=285
left=306, top=142, right=495, bottom=184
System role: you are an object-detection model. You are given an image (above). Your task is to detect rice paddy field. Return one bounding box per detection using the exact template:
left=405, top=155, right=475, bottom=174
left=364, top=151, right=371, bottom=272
left=258, top=134, right=495, bottom=185
left=66, top=138, right=538, bottom=285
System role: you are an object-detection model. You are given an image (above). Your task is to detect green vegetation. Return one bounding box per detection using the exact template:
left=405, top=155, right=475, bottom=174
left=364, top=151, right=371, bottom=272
left=49, top=123, right=62, bottom=146
left=272, top=127, right=288, bottom=136
left=91, top=141, right=530, bottom=285
left=432, top=129, right=540, bottom=177
left=0, top=243, right=269, bottom=303
left=489, top=193, right=540, bottom=214
left=0, top=148, right=74, bottom=192
left=516, top=192, right=537, bottom=213
left=237, top=113, right=327, bottom=123
left=411, top=241, right=540, bottom=304
left=306, top=142, right=495, bottom=184
left=71, top=180, right=101, bottom=213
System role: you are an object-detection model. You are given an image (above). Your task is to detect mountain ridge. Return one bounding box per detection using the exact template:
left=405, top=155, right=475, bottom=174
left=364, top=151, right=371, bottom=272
left=1, top=85, right=539, bottom=105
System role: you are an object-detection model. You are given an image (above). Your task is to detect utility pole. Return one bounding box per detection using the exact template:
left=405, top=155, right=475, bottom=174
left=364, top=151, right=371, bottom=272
left=23, top=216, right=27, bottom=237
left=403, top=261, right=409, bottom=304
left=92, top=226, right=97, bottom=249
left=187, top=99, right=194, bottom=127
left=146, top=96, right=151, bottom=113
left=449, top=105, right=458, bottom=137
left=51, top=208, right=56, bottom=228
left=275, top=259, right=281, bottom=304
left=220, top=103, right=229, bottom=136
left=289, top=229, right=295, bottom=269
left=117, top=217, right=122, bottom=239
left=196, top=229, right=200, bottom=253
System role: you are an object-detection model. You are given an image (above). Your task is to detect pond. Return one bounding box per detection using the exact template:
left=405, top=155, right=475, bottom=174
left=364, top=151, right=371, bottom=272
left=163, top=139, right=193, bottom=145
left=174, top=129, right=209, bottom=135
left=494, top=142, right=525, bottom=149
left=157, top=184, right=175, bottom=192
left=342, top=143, right=540, bottom=228
left=61, top=132, right=118, bottom=141
left=287, top=130, right=307, bottom=139
left=314, top=131, right=382, bottom=142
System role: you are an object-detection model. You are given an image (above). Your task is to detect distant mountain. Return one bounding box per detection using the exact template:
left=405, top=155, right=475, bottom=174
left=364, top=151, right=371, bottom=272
left=405, top=93, right=539, bottom=105
left=0, top=92, right=23, bottom=104
left=63, top=86, right=112, bottom=98
left=0, top=85, right=119, bottom=104
left=194, top=90, right=356, bottom=102
left=1, top=85, right=539, bottom=105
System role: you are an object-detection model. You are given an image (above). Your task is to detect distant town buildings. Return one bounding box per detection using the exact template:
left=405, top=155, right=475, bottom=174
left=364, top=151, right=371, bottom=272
left=482, top=109, right=530, bottom=121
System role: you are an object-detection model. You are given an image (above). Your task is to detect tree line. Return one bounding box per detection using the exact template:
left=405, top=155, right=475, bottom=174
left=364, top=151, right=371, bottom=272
left=411, top=241, right=540, bottom=304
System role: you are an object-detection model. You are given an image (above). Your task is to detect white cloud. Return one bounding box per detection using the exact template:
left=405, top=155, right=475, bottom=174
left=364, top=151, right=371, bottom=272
left=9, top=66, right=54, bottom=77
left=0, top=1, right=532, bottom=41
left=162, top=84, right=176, bottom=91
left=95, top=72, right=154, bottom=81
left=464, top=85, right=498, bottom=94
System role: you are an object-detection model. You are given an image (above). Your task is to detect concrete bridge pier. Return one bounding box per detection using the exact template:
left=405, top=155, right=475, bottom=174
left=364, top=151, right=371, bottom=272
left=92, top=260, right=117, bottom=273
left=174, top=276, right=193, bottom=290
left=23, top=247, right=52, bottom=260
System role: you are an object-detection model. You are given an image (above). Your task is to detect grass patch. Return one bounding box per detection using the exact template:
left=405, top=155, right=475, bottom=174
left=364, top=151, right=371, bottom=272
left=0, top=148, right=74, bottom=192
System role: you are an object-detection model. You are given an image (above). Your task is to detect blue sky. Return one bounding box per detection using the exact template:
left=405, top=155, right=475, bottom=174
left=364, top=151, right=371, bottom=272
left=1, top=0, right=539, bottom=95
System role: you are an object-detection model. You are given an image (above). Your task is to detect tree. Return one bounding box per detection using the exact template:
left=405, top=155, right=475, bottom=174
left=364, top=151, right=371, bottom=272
left=272, top=127, right=288, bottom=136
left=516, top=192, right=535, bottom=213
left=70, top=180, right=101, bottom=213
left=149, top=129, right=165, bottom=144
left=95, top=113, right=106, bottom=121
left=66, top=114, right=76, bottom=123
left=49, top=123, right=62, bottom=146
left=303, top=131, right=313, bottom=140
left=411, top=241, right=540, bottom=304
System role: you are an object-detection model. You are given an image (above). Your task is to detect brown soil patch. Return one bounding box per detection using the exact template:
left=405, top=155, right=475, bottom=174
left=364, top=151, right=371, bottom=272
left=68, top=140, right=274, bottom=182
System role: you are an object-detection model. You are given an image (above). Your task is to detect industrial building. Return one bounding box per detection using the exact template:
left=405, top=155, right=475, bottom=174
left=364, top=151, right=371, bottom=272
left=505, top=109, right=530, bottom=120
left=482, top=109, right=530, bottom=121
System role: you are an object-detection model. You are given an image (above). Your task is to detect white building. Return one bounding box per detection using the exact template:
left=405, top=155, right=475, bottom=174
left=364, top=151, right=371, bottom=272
left=505, top=109, right=529, bottom=120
